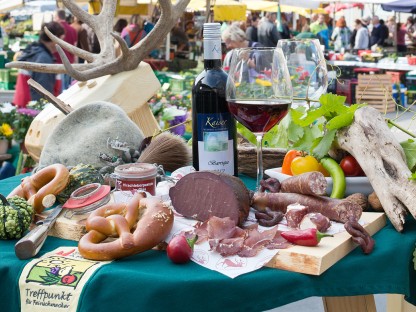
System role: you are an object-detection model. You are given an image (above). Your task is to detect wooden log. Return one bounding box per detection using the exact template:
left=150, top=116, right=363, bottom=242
left=337, top=107, right=416, bottom=232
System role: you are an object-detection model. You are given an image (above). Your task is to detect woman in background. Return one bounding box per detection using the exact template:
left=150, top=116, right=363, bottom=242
left=331, top=17, right=351, bottom=52
left=353, top=19, right=369, bottom=50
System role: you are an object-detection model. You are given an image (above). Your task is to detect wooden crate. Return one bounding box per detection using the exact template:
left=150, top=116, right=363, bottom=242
left=356, top=74, right=397, bottom=113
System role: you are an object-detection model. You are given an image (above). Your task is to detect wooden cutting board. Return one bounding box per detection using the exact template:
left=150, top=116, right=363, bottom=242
left=37, top=209, right=386, bottom=276
left=265, top=212, right=386, bottom=275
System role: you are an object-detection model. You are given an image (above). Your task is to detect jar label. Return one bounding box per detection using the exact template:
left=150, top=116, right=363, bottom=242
left=115, top=178, right=156, bottom=195
left=197, top=112, right=235, bottom=175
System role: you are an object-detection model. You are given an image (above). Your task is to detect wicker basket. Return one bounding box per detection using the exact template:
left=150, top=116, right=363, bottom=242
left=238, top=143, right=286, bottom=178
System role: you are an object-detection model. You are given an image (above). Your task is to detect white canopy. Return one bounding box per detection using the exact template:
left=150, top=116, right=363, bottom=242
left=0, top=0, right=24, bottom=13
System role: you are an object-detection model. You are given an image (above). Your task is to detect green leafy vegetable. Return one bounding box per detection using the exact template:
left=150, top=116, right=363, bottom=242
left=401, top=139, right=416, bottom=174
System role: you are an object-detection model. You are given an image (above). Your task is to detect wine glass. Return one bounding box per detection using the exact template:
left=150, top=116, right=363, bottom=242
left=277, top=39, right=328, bottom=107
left=226, top=47, right=293, bottom=191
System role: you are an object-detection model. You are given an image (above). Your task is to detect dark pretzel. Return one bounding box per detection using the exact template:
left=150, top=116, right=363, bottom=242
left=8, top=164, right=70, bottom=213
left=78, top=192, right=174, bottom=261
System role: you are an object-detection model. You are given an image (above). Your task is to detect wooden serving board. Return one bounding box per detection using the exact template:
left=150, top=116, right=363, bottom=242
left=35, top=209, right=89, bottom=242
left=266, top=212, right=386, bottom=275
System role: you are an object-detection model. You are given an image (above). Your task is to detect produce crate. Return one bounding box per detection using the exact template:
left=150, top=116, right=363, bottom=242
left=356, top=74, right=396, bottom=113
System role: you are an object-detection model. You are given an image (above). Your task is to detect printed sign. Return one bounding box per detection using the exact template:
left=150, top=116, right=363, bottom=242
left=19, top=247, right=112, bottom=312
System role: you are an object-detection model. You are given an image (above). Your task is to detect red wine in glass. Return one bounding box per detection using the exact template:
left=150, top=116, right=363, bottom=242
left=227, top=99, right=291, bottom=134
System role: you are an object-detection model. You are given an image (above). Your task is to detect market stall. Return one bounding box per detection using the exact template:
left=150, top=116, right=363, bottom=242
left=0, top=1, right=416, bottom=312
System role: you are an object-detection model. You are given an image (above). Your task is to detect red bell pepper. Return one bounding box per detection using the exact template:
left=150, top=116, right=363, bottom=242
left=281, top=228, right=333, bottom=246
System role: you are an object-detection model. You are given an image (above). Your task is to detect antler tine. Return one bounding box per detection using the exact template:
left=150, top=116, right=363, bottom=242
left=5, top=61, right=89, bottom=74
left=62, top=0, right=91, bottom=26
left=44, top=26, right=95, bottom=63
left=112, top=32, right=130, bottom=57
left=57, top=45, right=92, bottom=81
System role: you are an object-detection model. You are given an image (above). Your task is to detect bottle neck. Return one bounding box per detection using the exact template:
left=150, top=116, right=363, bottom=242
left=204, top=59, right=222, bottom=69
left=203, top=37, right=222, bottom=69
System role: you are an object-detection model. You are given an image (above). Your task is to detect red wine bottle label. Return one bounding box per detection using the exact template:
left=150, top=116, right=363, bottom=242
left=196, top=112, right=235, bottom=175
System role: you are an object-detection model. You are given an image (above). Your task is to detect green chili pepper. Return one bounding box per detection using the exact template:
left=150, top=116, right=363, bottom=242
left=320, top=157, right=346, bottom=199
left=281, top=228, right=333, bottom=246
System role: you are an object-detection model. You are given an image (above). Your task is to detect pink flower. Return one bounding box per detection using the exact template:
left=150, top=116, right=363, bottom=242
left=171, top=96, right=176, bottom=101
left=17, top=108, right=40, bottom=117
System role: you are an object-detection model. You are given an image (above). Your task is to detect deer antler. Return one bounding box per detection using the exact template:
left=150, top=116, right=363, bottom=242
left=7, top=0, right=191, bottom=81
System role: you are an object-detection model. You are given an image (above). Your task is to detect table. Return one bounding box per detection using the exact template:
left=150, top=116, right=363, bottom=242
left=0, top=174, right=415, bottom=312
left=328, top=60, right=416, bottom=72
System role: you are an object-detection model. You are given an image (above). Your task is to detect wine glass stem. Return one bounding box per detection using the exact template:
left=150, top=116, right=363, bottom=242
left=256, top=134, right=264, bottom=192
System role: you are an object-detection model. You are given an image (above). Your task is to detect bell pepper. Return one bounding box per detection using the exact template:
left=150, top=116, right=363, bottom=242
left=281, top=228, right=333, bottom=246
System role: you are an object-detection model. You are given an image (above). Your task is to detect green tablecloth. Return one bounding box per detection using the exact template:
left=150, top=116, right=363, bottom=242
left=1, top=174, right=415, bottom=312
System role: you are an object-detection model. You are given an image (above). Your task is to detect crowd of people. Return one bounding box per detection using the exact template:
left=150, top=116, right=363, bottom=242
left=221, top=13, right=416, bottom=55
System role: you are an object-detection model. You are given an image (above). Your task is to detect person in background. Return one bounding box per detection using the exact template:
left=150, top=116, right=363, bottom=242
left=222, top=24, right=263, bottom=69
left=121, top=15, right=146, bottom=48
left=279, top=14, right=291, bottom=40
left=53, top=9, right=78, bottom=64
left=54, top=9, right=77, bottom=90
left=385, top=16, right=396, bottom=47
left=70, top=16, right=91, bottom=63
left=310, top=14, right=327, bottom=35
left=397, top=23, right=407, bottom=54
left=331, top=17, right=351, bottom=52
left=82, top=21, right=100, bottom=54
left=113, top=18, right=128, bottom=36
left=405, top=17, right=416, bottom=47
left=171, top=22, right=189, bottom=52
left=353, top=19, right=369, bottom=50
left=369, top=16, right=388, bottom=48
left=295, top=25, right=317, bottom=39
left=13, top=22, right=65, bottom=108
left=310, top=13, right=319, bottom=24
left=246, top=15, right=259, bottom=43
left=257, top=12, right=281, bottom=47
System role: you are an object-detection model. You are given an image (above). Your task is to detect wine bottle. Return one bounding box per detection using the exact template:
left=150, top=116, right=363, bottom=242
left=192, top=23, right=238, bottom=176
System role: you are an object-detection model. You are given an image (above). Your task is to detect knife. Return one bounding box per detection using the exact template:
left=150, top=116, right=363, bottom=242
left=15, top=205, right=63, bottom=260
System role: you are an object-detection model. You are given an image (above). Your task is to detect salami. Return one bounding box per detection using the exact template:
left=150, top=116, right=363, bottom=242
left=280, top=171, right=327, bottom=196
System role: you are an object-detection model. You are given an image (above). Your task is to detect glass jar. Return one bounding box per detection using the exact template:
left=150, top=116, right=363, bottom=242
left=114, top=163, right=158, bottom=195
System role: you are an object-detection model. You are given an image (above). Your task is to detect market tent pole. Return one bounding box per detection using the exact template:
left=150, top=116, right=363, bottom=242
left=276, top=0, right=282, bottom=32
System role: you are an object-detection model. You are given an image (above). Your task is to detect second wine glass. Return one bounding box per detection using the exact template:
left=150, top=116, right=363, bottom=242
left=226, top=47, right=293, bottom=191
left=277, top=39, right=328, bottom=106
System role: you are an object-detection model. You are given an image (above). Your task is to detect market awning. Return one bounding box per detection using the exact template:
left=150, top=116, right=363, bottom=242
left=241, top=0, right=325, bottom=15
left=212, top=0, right=246, bottom=21
left=382, top=0, right=416, bottom=13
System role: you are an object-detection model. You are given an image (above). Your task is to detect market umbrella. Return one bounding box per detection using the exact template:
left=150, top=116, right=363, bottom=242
left=381, top=0, right=416, bottom=13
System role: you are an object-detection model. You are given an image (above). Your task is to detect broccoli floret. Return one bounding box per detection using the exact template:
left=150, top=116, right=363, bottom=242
left=0, top=196, right=34, bottom=240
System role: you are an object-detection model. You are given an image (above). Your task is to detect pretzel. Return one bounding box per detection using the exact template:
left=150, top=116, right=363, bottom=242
left=8, top=164, right=70, bottom=213
left=78, top=192, right=174, bottom=261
